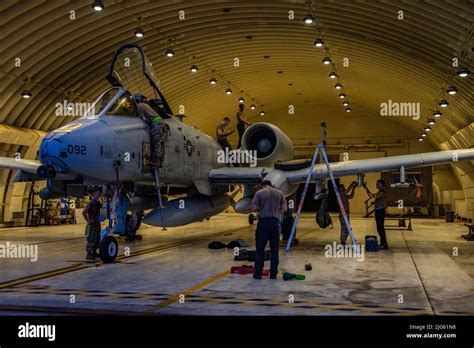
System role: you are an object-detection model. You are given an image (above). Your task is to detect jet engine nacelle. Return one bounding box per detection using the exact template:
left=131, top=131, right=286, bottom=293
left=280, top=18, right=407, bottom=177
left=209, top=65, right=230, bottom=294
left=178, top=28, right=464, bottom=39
left=142, top=194, right=232, bottom=227
left=241, top=122, right=294, bottom=166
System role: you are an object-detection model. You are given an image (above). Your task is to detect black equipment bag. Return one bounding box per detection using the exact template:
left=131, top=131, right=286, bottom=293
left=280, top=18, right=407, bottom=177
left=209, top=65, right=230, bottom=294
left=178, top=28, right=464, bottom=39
left=316, top=196, right=333, bottom=229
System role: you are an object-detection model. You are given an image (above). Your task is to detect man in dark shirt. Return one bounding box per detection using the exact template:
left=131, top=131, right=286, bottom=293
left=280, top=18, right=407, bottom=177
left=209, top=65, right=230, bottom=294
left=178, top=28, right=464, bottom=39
left=82, top=186, right=103, bottom=260
left=364, top=179, right=388, bottom=249
left=236, top=104, right=251, bottom=148
left=338, top=182, right=357, bottom=245
left=251, top=180, right=287, bottom=279
left=216, top=117, right=234, bottom=150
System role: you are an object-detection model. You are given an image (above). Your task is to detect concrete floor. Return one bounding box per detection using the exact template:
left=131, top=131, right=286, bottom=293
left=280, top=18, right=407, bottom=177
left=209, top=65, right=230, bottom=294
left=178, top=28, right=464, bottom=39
left=0, top=213, right=472, bottom=316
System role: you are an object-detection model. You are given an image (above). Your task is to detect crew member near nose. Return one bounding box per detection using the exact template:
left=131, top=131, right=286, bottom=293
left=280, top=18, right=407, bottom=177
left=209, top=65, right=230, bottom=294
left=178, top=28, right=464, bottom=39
left=82, top=186, right=103, bottom=260
left=364, top=179, right=389, bottom=249
left=236, top=104, right=251, bottom=149
left=216, top=117, right=234, bottom=151
left=251, top=180, right=287, bottom=280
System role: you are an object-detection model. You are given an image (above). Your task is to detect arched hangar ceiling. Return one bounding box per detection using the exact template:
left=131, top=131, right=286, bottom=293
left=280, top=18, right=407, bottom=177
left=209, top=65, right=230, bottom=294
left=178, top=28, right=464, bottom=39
left=0, top=0, right=472, bottom=149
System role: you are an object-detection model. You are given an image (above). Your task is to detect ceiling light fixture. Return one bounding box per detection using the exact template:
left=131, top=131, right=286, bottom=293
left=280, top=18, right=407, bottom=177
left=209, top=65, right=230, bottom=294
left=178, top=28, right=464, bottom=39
left=250, top=104, right=256, bottom=110
left=303, top=14, right=315, bottom=24
left=428, top=118, right=436, bottom=125
left=446, top=86, right=458, bottom=95
left=421, top=132, right=427, bottom=137
left=345, top=107, right=352, bottom=113
left=342, top=101, right=349, bottom=107
left=165, top=48, right=174, bottom=57
left=314, top=38, right=324, bottom=47
left=456, top=66, right=470, bottom=77
left=335, top=83, right=343, bottom=89
left=239, top=96, right=245, bottom=104
left=259, top=110, right=265, bottom=116
left=209, top=77, right=217, bottom=85
left=21, top=90, right=32, bottom=99
left=439, top=99, right=449, bottom=108
left=424, top=125, right=431, bottom=132
left=338, top=93, right=346, bottom=99
left=91, top=0, right=104, bottom=11
left=433, top=110, right=442, bottom=117
left=134, top=28, right=144, bottom=38
left=225, top=87, right=232, bottom=95
left=329, top=71, right=337, bottom=79
left=322, top=57, right=331, bottom=65
left=190, top=64, right=198, bottom=73
left=418, top=137, right=424, bottom=142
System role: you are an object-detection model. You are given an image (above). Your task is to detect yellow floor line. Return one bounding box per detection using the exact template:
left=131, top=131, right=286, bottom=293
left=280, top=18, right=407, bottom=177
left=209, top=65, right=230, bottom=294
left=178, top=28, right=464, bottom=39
left=145, top=270, right=230, bottom=313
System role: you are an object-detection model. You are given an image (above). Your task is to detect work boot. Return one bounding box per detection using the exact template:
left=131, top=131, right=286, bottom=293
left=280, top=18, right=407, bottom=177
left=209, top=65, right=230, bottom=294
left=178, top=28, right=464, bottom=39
left=270, top=272, right=278, bottom=280
left=379, top=244, right=389, bottom=250
left=253, top=273, right=262, bottom=280
left=86, top=252, right=96, bottom=260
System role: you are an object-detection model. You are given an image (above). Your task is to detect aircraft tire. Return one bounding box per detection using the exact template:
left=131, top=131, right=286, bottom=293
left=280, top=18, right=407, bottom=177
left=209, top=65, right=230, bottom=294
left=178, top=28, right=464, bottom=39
left=99, top=236, right=118, bottom=263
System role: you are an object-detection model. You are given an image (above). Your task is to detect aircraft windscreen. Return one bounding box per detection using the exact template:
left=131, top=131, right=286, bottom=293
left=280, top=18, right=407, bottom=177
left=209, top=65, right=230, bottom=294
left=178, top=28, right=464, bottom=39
left=111, top=47, right=159, bottom=101
left=83, top=88, right=138, bottom=118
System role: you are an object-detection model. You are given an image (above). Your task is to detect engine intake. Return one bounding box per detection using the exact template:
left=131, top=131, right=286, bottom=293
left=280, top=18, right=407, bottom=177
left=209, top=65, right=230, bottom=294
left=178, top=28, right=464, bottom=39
left=241, top=123, right=294, bottom=166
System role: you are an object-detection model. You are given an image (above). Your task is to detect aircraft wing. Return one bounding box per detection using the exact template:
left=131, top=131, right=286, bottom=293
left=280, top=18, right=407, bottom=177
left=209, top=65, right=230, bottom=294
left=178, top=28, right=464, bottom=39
left=209, top=149, right=474, bottom=186
left=0, top=157, right=41, bottom=174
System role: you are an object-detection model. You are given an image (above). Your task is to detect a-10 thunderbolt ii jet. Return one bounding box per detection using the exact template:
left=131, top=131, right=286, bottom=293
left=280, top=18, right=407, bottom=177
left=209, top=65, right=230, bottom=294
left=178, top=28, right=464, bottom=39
left=1, top=44, right=472, bottom=262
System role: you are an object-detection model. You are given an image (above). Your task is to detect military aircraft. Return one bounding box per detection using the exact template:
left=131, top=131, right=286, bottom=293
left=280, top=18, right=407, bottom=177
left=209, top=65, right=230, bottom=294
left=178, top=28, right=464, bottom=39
left=1, top=43, right=473, bottom=262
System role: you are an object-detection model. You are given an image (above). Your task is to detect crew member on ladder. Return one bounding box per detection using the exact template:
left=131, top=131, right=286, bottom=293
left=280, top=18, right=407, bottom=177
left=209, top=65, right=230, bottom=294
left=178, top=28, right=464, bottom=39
left=236, top=104, right=251, bottom=149
left=216, top=117, right=234, bottom=151
left=82, top=186, right=103, bottom=260
left=134, top=94, right=165, bottom=168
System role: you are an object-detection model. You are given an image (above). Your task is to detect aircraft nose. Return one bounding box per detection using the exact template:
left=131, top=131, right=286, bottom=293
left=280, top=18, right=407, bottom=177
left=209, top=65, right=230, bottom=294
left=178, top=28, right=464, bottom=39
left=38, top=134, right=74, bottom=179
